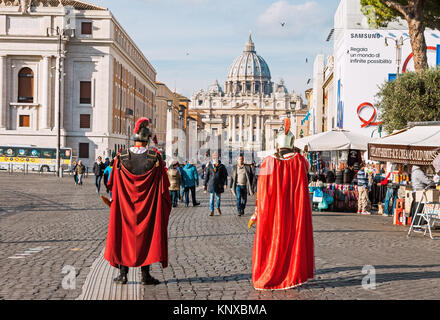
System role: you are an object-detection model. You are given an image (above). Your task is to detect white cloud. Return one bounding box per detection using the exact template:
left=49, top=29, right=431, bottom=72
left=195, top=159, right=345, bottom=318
left=256, top=1, right=327, bottom=37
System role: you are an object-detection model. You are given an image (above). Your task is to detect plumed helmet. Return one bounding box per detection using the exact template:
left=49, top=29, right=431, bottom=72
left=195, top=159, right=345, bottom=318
left=133, top=117, right=152, bottom=142
left=276, top=118, right=295, bottom=150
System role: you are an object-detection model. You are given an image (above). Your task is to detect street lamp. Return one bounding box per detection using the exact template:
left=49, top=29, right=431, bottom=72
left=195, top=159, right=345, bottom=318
left=385, top=35, right=409, bottom=79
left=178, top=106, right=185, bottom=120
left=46, top=26, right=74, bottom=178
left=167, top=100, right=173, bottom=112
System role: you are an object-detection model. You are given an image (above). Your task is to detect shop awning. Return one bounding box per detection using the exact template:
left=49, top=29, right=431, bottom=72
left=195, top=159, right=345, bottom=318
left=294, top=130, right=372, bottom=152
left=368, top=124, right=440, bottom=165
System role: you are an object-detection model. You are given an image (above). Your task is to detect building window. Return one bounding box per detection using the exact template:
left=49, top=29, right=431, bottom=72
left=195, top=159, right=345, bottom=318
left=19, top=115, right=30, bottom=127
left=80, top=81, right=92, bottom=104
left=81, top=22, right=92, bottom=35
left=79, top=143, right=89, bottom=159
left=80, top=114, right=91, bottom=129
left=18, top=67, right=34, bottom=103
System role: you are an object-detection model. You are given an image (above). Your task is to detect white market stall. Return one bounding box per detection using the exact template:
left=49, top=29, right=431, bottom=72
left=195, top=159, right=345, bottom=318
left=294, top=129, right=372, bottom=152
left=368, top=122, right=440, bottom=230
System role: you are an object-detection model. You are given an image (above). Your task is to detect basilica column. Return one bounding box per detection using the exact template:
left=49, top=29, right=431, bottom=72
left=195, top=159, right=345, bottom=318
left=239, top=115, right=243, bottom=144
left=0, top=55, right=6, bottom=129
left=41, top=56, right=50, bottom=129
left=248, top=115, right=253, bottom=143
left=256, top=115, right=261, bottom=142
left=228, top=115, right=232, bottom=142
left=232, top=115, right=236, bottom=143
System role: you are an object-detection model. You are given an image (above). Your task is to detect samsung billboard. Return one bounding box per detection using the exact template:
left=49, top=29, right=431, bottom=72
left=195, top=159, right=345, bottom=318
left=333, top=29, right=440, bottom=137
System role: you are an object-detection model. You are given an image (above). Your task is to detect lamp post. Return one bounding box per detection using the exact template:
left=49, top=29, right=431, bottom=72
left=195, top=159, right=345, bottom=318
left=166, top=100, right=173, bottom=163
left=46, top=26, right=74, bottom=178
left=178, top=106, right=185, bottom=161
left=385, top=35, right=409, bottom=79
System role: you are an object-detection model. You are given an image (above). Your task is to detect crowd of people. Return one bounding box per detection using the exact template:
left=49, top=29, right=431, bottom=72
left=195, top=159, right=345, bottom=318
left=71, top=157, right=114, bottom=198
left=167, top=152, right=258, bottom=217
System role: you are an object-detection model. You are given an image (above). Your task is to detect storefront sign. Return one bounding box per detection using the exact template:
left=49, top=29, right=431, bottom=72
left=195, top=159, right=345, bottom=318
left=368, top=144, right=440, bottom=165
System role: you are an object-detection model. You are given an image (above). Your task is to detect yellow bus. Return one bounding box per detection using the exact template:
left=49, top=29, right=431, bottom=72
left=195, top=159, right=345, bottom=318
left=0, top=145, right=73, bottom=172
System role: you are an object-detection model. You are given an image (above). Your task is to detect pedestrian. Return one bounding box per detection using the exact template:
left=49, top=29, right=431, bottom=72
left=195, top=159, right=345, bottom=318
left=383, top=164, right=399, bottom=217
left=72, top=160, right=78, bottom=185
left=93, top=156, right=106, bottom=193
left=357, top=162, right=371, bottom=215
left=343, top=164, right=354, bottom=184
left=177, top=163, right=185, bottom=201
left=103, top=159, right=114, bottom=201
left=326, top=164, right=336, bottom=183
left=182, top=160, right=201, bottom=207
left=203, top=152, right=228, bottom=216
left=201, top=163, right=206, bottom=180
left=167, top=160, right=181, bottom=208
left=103, top=158, right=111, bottom=193
left=250, top=162, right=259, bottom=195
left=410, top=165, right=432, bottom=224
left=230, top=155, right=254, bottom=216
left=75, top=160, right=86, bottom=185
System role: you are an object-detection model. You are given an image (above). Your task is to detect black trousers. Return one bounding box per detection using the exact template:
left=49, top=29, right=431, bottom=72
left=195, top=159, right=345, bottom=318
left=184, top=186, right=197, bottom=205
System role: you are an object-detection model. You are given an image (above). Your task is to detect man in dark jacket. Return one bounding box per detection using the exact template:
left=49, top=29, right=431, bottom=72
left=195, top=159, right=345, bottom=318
left=203, top=152, right=228, bottom=216
left=93, top=156, right=106, bottom=193
left=230, top=156, right=254, bottom=216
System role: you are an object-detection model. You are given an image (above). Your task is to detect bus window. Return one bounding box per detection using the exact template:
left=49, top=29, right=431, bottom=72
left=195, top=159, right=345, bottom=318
left=61, top=149, right=72, bottom=160
left=30, top=148, right=40, bottom=157
left=17, top=148, right=30, bottom=157
left=4, top=147, right=16, bottom=157
left=41, top=149, right=56, bottom=159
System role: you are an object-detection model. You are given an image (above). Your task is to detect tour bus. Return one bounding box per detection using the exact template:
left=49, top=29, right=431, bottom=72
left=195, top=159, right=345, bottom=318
left=0, top=145, right=73, bottom=172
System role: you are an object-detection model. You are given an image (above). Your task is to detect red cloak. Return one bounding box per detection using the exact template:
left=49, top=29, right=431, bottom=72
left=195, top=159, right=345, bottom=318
left=104, top=156, right=171, bottom=268
left=252, top=153, right=314, bottom=290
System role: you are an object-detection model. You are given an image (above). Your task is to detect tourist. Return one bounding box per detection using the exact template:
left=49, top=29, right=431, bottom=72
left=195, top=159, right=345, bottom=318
left=203, top=152, right=228, bottom=216
left=357, top=163, right=371, bottom=215
left=182, top=160, right=200, bottom=207
left=229, top=155, right=254, bottom=216
left=93, top=156, right=106, bottom=193
left=75, top=160, right=86, bottom=186
left=168, top=161, right=181, bottom=208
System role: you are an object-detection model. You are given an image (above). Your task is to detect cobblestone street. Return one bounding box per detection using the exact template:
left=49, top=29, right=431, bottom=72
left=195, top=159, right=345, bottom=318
left=1, top=172, right=440, bottom=300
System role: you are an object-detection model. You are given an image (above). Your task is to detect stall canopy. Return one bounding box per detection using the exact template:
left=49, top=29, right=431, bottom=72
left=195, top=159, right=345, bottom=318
left=294, top=130, right=372, bottom=152
left=368, top=123, right=440, bottom=165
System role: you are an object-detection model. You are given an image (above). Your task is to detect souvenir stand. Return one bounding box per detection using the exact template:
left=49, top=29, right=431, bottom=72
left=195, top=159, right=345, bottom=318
left=368, top=122, right=440, bottom=229
left=295, top=130, right=373, bottom=212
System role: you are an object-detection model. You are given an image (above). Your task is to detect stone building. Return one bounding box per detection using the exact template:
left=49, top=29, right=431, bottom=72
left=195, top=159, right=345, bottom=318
left=0, top=0, right=157, bottom=169
left=189, top=35, right=303, bottom=163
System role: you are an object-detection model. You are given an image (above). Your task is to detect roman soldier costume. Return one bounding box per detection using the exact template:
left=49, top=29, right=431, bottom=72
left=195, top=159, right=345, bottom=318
left=104, top=118, right=171, bottom=285
left=249, top=118, right=315, bottom=290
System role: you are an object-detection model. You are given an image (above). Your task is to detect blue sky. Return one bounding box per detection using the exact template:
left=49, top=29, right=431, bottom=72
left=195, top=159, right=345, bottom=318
left=92, top=0, right=340, bottom=99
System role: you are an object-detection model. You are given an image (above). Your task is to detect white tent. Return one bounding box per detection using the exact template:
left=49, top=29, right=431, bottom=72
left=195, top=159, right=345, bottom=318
left=370, top=125, right=440, bottom=147
left=294, top=130, right=372, bottom=152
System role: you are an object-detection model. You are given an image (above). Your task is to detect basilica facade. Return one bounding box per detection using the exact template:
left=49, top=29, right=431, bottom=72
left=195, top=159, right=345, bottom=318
left=189, top=35, right=303, bottom=163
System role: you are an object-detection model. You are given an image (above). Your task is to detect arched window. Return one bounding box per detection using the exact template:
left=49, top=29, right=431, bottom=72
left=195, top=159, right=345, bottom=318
left=18, top=67, right=34, bottom=103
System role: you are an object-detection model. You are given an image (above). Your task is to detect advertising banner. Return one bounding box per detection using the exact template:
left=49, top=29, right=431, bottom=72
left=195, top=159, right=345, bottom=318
left=368, top=143, right=440, bottom=165
left=334, top=29, right=440, bottom=137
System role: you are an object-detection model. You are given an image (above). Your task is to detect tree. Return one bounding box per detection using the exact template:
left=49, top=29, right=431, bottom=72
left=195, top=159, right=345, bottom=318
left=360, top=0, right=440, bottom=73
left=376, top=68, right=440, bottom=133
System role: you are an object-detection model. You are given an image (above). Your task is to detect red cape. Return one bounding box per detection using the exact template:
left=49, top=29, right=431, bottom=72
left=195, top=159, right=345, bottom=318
left=252, top=153, right=314, bottom=290
left=104, top=156, right=171, bottom=268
